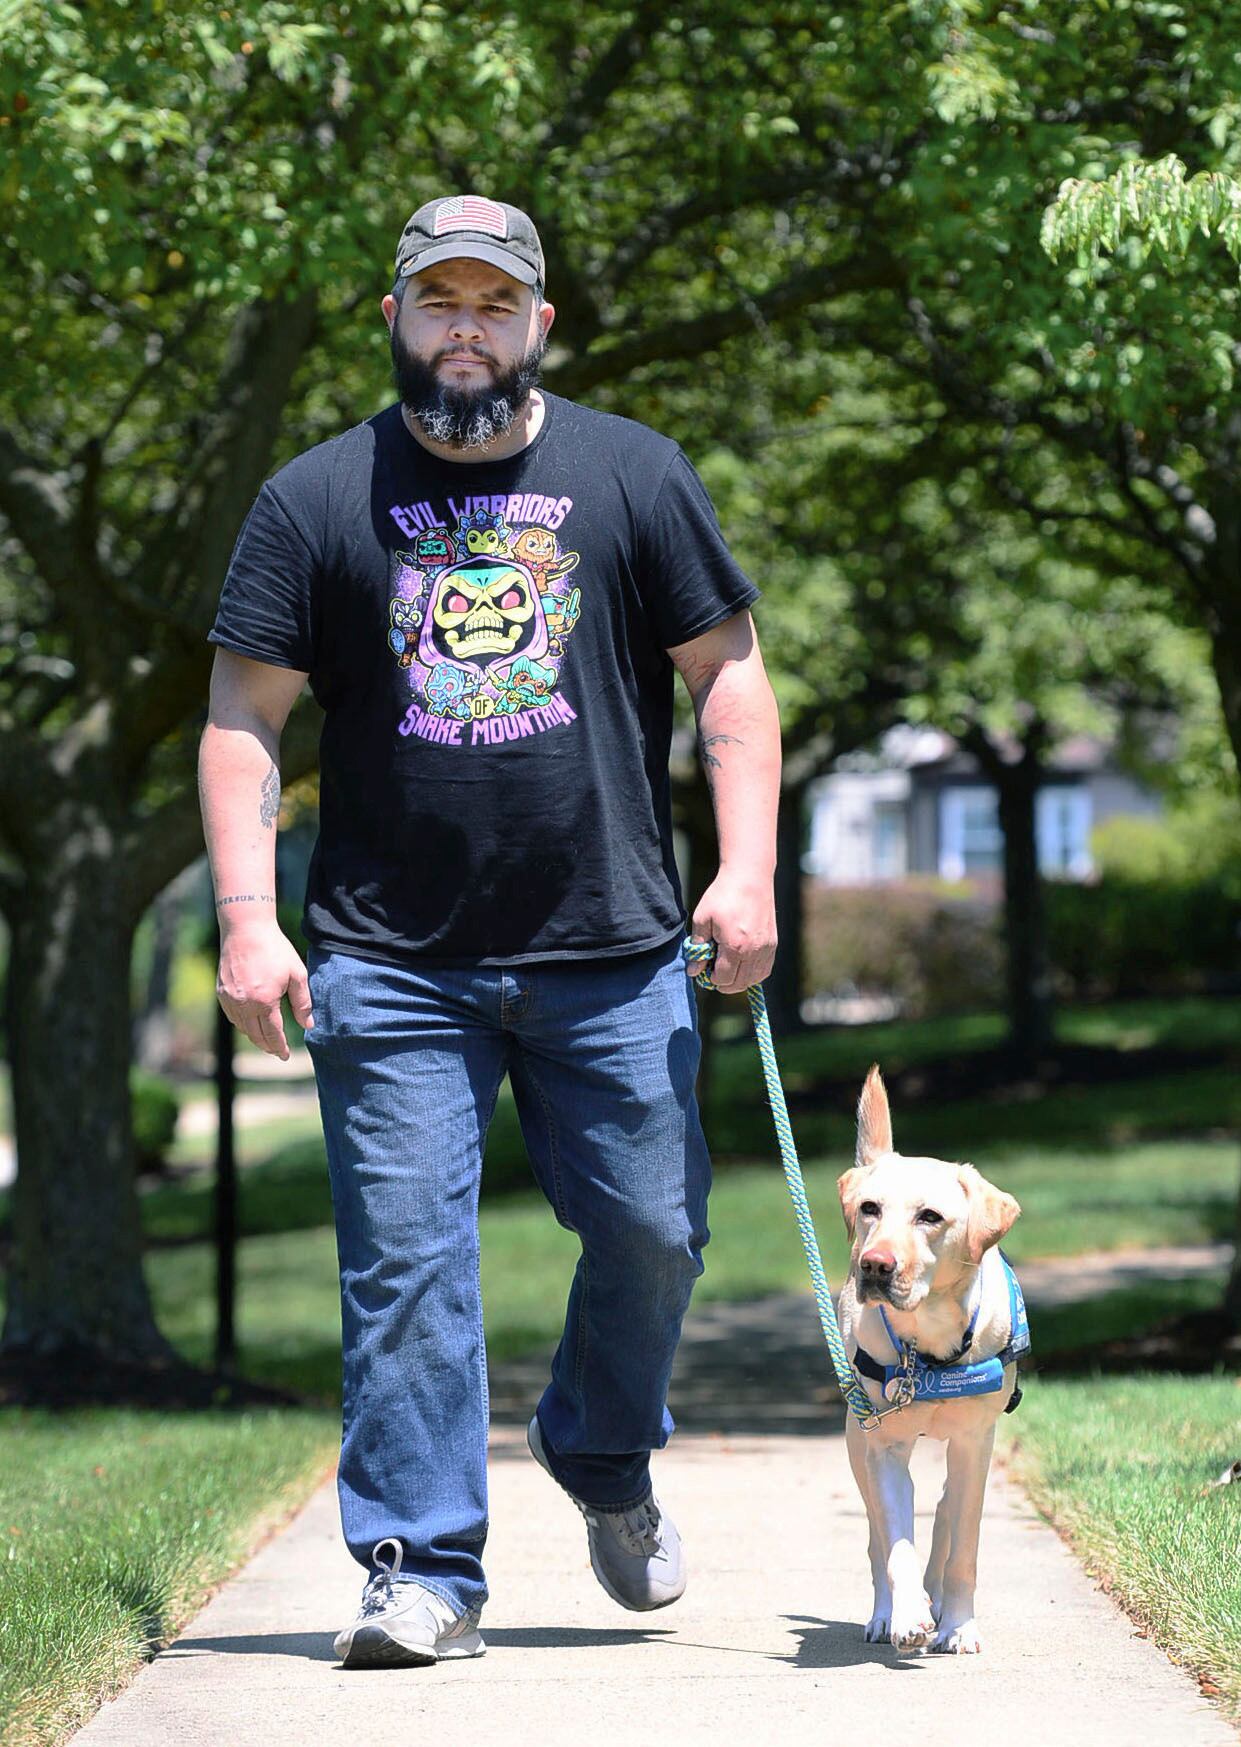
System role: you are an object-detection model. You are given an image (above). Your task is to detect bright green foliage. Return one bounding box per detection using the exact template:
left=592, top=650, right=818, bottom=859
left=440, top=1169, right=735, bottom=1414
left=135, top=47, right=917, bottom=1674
left=1043, top=155, right=1241, bottom=277
left=1092, top=794, right=1241, bottom=890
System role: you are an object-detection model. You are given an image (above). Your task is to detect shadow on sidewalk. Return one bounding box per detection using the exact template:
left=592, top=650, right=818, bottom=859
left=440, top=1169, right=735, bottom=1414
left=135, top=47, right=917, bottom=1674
left=161, top=1625, right=680, bottom=1663
left=778, top=1616, right=927, bottom=1672
left=158, top=1634, right=338, bottom=1662
left=161, top=1620, right=922, bottom=1674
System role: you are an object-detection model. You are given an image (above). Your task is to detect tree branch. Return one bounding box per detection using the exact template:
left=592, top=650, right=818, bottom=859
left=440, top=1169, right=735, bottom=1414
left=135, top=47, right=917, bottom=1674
left=0, top=430, right=77, bottom=593
left=537, top=0, right=668, bottom=165
left=0, top=718, right=60, bottom=865
left=550, top=256, right=902, bottom=395
left=1111, top=422, right=1210, bottom=596
left=133, top=284, right=320, bottom=630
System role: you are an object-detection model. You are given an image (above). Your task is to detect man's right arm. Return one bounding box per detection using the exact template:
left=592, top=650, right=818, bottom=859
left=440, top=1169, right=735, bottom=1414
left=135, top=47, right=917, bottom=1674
left=198, top=648, right=313, bottom=1059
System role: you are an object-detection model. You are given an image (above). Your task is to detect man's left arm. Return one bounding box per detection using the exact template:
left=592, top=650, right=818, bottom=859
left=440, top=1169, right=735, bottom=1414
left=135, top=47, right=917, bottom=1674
left=668, top=608, right=781, bottom=994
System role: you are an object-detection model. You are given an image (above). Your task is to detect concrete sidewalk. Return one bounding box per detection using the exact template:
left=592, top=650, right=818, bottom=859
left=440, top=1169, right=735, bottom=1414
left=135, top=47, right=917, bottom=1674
left=69, top=1287, right=1237, bottom=1747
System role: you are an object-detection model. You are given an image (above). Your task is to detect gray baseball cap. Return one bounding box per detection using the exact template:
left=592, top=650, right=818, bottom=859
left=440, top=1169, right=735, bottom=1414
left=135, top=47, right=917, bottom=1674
left=394, top=195, right=544, bottom=288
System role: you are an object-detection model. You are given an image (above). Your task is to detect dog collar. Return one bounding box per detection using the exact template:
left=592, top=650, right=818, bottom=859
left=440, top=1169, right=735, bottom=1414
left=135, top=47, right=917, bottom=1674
left=852, top=1253, right=1030, bottom=1410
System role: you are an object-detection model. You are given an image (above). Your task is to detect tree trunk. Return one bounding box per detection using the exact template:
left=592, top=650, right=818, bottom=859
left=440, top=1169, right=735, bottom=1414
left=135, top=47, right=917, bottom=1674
left=1221, top=1150, right=1241, bottom=1331
left=1199, top=507, right=1241, bottom=779
left=764, top=780, right=808, bottom=1036
left=1210, top=603, right=1241, bottom=1323
left=2, top=827, right=179, bottom=1367
left=1195, top=542, right=1241, bottom=1329
left=965, top=725, right=1054, bottom=1066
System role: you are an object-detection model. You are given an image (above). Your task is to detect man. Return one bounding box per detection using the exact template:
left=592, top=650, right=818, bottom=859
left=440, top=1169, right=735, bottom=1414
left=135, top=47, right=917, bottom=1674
left=199, top=194, right=780, bottom=1669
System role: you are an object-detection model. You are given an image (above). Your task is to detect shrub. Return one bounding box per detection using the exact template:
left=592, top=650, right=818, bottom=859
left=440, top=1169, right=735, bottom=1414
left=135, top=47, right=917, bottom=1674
left=1092, top=797, right=1241, bottom=895
left=131, top=1070, right=181, bottom=1178
left=1046, top=877, right=1240, bottom=999
left=802, top=881, right=1004, bottom=1018
left=803, top=866, right=1240, bottom=1012
left=1048, top=799, right=1241, bottom=999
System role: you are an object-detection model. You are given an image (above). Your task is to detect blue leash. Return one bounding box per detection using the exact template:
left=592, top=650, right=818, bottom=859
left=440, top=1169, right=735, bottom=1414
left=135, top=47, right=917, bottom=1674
left=683, top=937, right=885, bottom=1428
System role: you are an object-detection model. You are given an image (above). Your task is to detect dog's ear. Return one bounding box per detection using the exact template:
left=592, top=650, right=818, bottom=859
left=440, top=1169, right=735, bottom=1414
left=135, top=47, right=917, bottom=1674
left=956, top=1164, right=1021, bottom=1263
left=837, top=1166, right=868, bottom=1238
left=856, top=1064, right=893, bottom=1169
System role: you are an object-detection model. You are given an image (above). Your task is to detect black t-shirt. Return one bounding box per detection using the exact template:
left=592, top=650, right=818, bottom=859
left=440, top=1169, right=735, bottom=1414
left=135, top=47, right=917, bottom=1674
left=208, top=392, right=760, bottom=966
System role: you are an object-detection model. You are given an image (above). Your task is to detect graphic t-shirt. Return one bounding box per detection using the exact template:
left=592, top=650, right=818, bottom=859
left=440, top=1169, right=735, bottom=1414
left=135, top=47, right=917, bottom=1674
left=208, top=392, right=760, bottom=966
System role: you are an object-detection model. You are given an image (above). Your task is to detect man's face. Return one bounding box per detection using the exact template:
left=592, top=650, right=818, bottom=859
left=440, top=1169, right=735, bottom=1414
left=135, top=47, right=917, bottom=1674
left=382, top=257, right=555, bottom=451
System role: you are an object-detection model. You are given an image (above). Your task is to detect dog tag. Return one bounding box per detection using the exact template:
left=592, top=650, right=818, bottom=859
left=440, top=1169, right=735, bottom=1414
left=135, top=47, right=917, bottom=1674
left=883, top=1377, right=907, bottom=1403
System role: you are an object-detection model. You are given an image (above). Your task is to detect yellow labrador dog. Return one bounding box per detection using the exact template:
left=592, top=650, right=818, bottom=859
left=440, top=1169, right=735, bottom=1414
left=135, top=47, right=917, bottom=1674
left=837, top=1065, right=1027, bottom=1655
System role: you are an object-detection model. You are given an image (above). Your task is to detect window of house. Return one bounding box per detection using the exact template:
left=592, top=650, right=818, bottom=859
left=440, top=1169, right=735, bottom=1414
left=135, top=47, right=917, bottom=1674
left=939, top=788, right=1003, bottom=880
left=1037, top=786, right=1093, bottom=877
left=873, top=801, right=907, bottom=880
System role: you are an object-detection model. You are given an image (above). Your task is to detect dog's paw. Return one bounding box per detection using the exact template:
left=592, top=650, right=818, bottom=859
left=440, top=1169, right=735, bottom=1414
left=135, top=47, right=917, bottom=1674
left=889, top=1595, right=937, bottom=1653
left=863, top=1610, right=891, bottom=1643
left=932, top=1617, right=982, bottom=1655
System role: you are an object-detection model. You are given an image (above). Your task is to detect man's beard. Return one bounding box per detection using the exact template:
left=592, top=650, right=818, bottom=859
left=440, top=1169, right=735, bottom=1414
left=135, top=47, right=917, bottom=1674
left=392, top=329, right=547, bottom=451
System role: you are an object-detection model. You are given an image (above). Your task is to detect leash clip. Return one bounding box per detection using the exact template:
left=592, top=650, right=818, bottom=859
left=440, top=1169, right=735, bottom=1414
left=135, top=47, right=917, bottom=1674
left=882, top=1343, right=919, bottom=1409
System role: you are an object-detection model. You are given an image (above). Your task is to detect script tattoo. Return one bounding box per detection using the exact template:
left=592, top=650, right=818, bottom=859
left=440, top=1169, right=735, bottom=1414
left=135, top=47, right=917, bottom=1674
left=699, top=732, right=745, bottom=771
left=215, top=894, right=276, bottom=909
left=259, top=761, right=280, bottom=829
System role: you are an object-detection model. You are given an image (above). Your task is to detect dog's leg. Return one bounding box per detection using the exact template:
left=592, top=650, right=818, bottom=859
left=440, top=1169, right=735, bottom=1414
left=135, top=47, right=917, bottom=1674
left=931, top=1425, right=995, bottom=1654
left=923, top=1468, right=952, bottom=1623
left=864, top=1434, right=936, bottom=1652
left=846, top=1415, right=893, bottom=1640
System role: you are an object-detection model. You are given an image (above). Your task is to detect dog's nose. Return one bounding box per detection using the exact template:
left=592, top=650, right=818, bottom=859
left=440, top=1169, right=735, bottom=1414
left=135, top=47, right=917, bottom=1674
left=860, top=1247, right=897, bottom=1280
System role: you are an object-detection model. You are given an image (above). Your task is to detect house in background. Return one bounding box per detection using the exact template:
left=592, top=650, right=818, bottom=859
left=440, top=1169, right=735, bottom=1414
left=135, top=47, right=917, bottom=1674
left=805, top=726, right=1162, bottom=886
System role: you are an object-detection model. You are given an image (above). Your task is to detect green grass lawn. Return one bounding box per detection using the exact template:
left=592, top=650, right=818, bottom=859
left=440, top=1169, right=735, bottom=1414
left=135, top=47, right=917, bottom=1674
left=1002, top=1379, right=1241, bottom=1721
left=133, top=1134, right=1239, bottom=1402
left=0, top=1407, right=338, bottom=1747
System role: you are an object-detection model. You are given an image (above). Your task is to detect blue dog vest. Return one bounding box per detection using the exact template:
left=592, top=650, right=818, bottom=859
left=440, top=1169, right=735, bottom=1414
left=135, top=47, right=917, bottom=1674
left=852, top=1253, right=1030, bottom=1412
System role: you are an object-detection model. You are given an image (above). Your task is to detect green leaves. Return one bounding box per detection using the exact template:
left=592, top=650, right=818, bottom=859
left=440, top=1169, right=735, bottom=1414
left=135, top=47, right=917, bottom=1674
left=1042, top=155, right=1241, bottom=276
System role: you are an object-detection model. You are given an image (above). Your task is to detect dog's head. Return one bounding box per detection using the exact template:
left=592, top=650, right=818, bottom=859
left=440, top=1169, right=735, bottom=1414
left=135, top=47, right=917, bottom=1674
left=836, top=1065, right=1020, bottom=1311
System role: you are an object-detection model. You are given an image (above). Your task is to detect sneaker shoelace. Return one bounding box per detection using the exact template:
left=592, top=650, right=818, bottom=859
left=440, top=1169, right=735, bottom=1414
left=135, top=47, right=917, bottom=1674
left=359, top=1537, right=404, bottom=1618
left=584, top=1495, right=665, bottom=1558
left=359, top=1571, right=397, bottom=1619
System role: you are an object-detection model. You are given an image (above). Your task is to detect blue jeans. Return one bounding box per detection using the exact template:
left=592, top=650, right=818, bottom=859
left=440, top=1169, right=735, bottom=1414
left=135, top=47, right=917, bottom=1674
left=303, top=934, right=711, bottom=1619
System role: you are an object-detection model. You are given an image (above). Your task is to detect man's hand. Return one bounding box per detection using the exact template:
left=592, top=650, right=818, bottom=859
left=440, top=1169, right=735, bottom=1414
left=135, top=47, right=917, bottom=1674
left=689, top=869, right=777, bottom=995
left=216, top=923, right=314, bottom=1060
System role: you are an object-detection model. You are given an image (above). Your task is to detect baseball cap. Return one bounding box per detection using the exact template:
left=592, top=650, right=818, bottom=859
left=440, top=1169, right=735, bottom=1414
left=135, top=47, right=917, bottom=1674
left=394, top=195, right=545, bottom=289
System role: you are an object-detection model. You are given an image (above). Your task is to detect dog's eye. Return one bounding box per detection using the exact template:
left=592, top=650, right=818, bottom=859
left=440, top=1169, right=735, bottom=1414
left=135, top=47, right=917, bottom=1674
left=859, top=1201, right=880, bottom=1219
left=917, top=1209, right=943, bottom=1225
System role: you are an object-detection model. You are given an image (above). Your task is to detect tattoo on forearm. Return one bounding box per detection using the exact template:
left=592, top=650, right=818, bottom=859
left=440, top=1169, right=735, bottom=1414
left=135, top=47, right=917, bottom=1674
left=259, top=761, right=280, bottom=828
left=215, top=894, right=276, bottom=909
left=677, top=653, right=723, bottom=695
left=699, top=732, right=745, bottom=770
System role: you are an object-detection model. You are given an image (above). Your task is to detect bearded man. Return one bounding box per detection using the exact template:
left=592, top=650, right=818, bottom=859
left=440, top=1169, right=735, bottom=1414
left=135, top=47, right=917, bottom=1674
left=198, top=194, right=780, bottom=1668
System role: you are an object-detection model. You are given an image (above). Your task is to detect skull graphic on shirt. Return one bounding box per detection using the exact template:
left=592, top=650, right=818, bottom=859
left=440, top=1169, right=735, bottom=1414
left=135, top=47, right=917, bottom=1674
left=417, top=558, right=549, bottom=672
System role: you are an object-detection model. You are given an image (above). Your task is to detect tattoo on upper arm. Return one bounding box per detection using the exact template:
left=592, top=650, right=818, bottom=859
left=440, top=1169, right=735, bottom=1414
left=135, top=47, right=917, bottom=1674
left=259, top=761, right=280, bottom=828
left=699, top=732, right=745, bottom=770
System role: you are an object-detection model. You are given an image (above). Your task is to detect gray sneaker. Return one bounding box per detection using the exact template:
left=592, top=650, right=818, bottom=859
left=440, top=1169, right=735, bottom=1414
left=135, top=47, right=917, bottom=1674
left=333, top=1538, right=485, bottom=1668
left=526, top=1414, right=686, bottom=1611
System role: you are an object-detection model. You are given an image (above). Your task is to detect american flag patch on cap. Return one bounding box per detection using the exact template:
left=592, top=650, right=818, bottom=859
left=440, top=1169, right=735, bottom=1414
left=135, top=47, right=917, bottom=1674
left=433, top=196, right=507, bottom=238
